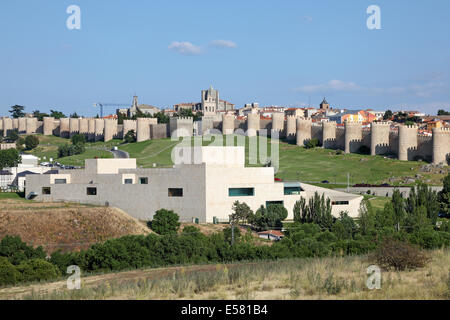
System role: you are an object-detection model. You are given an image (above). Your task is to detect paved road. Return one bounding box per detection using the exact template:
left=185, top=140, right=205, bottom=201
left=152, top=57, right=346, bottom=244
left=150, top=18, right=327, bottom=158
left=111, top=149, right=129, bottom=159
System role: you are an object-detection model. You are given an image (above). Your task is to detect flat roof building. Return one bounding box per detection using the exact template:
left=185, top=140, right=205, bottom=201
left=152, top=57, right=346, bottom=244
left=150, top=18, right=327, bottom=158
left=25, top=147, right=363, bottom=222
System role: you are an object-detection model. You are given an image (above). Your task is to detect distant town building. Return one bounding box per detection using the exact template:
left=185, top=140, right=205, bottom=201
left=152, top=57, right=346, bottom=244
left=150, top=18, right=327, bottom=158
left=117, top=96, right=161, bottom=118
left=173, top=86, right=234, bottom=115
left=320, top=98, right=330, bottom=110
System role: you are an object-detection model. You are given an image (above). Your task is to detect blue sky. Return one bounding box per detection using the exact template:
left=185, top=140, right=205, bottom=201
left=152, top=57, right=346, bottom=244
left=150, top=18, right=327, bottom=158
left=1, top=0, right=449, bottom=117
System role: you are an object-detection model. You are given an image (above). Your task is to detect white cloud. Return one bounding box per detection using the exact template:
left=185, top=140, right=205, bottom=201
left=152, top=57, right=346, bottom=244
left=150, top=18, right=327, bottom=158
left=168, top=41, right=203, bottom=55
left=210, top=40, right=237, bottom=49
left=295, top=80, right=360, bottom=93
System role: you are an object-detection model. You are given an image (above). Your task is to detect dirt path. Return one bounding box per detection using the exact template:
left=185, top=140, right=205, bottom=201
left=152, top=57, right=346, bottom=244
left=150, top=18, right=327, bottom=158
left=0, top=261, right=270, bottom=300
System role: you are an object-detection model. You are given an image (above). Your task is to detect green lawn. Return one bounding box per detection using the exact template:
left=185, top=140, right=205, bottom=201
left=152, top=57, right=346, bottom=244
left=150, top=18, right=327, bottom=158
left=24, top=134, right=446, bottom=186
left=123, top=135, right=444, bottom=186
left=24, top=135, right=118, bottom=166
left=0, top=193, right=26, bottom=200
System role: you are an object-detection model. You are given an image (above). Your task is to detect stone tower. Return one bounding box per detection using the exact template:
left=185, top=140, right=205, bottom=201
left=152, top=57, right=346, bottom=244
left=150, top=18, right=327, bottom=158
left=322, top=120, right=337, bottom=149
left=201, top=85, right=219, bottom=115
left=320, top=98, right=330, bottom=110
left=296, top=118, right=312, bottom=146
left=285, top=115, right=297, bottom=141
left=370, top=122, right=391, bottom=156
left=432, top=127, right=450, bottom=165
left=247, top=114, right=260, bottom=137
left=344, top=120, right=362, bottom=154
left=398, top=125, right=418, bottom=161
left=222, top=114, right=235, bottom=135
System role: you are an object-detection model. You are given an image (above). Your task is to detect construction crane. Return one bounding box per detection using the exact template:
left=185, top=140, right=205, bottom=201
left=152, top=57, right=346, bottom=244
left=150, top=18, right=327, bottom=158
left=93, top=103, right=131, bottom=118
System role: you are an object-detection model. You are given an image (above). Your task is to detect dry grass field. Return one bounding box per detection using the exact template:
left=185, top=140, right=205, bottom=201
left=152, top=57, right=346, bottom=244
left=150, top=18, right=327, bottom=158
left=0, top=198, right=150, bottom=253
left=1, top=249, right=447, bottom=300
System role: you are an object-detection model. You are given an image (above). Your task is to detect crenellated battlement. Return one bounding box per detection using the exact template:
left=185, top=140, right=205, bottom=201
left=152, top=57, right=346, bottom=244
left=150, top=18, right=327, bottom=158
left=371, top=121, right=391, bottom=126
left=433, top=127, right=450, bottom=133
left=344, top=120, right=363, bottom=125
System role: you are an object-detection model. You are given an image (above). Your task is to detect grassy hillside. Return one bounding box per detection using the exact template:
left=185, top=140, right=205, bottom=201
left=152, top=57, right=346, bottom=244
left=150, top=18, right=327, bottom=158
left=0, top=198, right=149, bottom=253
left=24, top=135, right=117, bottom=166
left=120, top=136, right=446, bottom=186
left=25, top=134, right=447, bottom=185
left=2, top=249, right=448, bottom=300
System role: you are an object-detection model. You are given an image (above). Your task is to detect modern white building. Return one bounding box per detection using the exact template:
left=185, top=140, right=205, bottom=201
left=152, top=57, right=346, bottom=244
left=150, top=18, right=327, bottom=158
left=25, top=147, right=363, bottom=222
left=0, top=155, right=53, bottom=191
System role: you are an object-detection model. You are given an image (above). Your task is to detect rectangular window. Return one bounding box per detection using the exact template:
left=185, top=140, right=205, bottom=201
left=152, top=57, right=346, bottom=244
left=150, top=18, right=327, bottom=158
left=124, top=179, right=133, bottom=184
left=284, top=187, right=302, bottom=195
left=42, top=187, right=51, bottom=195
left=168, top=188, right=183, bottom=197
left=87, top=187, right=97, bottom=196
left=54, top=179, right=67, bottom=184
left=332, top=201, right=349, bottom=205
left=139, top=177, right=148, bottom=185
left=228, top=188, right=254, bottom=197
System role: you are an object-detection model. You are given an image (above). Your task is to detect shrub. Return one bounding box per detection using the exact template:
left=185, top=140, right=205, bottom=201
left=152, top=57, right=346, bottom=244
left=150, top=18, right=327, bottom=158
left=0, top=257, right=21, bottom=286
left=370, top=238, right=431, bottom=271
left=70, top=134, right=86, bottom=145
left=58, top=143, right=85, bottom=158
left=24, top=135, right=39, bottom=150
left=358, top=145, right=370, bottom=155
left=0, top=235, right=46, bottom=265
left=150, top=209, right=180, bottom=235
left=124, top=130, right=136, bottom=143
left=17, top=259, right=60, bottom=282
left=305, top=138, right=320, bottom=149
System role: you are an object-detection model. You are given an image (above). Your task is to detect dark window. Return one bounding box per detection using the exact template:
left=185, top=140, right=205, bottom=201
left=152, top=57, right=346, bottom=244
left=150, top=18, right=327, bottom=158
left=87, top=187, right=97, bottom=196
left=332, top=201, right=349, bottom=205
left=229, top=188, right=254, bottom=197
left=140, top=177, right=148, bottom=184
left=266, top=201, right=284, bottom=207
left=284, top=187, right=302, bottom=195
left=42, top=187, right=51, bottom=195
left=54, top=179, right=67, bottom=184
left=124, top=179, right=133, bottom=184
left=168, top=188, right=183, bottom=197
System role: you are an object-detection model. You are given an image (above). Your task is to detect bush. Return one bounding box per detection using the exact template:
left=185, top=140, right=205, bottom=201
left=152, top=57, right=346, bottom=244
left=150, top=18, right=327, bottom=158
left=0, top=257, right=21, bottom=286
left=25, top=135, right=39, bottom=150
left=150, top=209, right=180, bottom=235
left=70, top=134, right=86, bottom=145
left=358, top=145, right=370, bottom=155
left=17, top=259, right=60, bottom=282
left=0, top=235, right=46, bottom=265
left=58, top=143, right=85, bottom=158
left=305, top=138, right=320, bottom=149
left=370, top=238, right=431, bottom=271
left=124, top=130, right=136, bottom=143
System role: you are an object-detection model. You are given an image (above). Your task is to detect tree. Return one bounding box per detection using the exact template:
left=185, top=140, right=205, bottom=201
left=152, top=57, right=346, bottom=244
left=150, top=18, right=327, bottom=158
left=32, top=110, right=49, bottom=121
left=293, top=193, right=333, bottom=229
left=5, top=130, right=19, bottom=142
left=50, top=110, right=66, bottom=119
left=71, top=134, right=86, bottom=145
left=124, top=130, right=136, bottom=143
left=9, top=105, right=25, bottom=118
left=305, top=138, right=320, bottom=149
left=383, top=110, right=393, bottom=120
left=437, top=109, right=450, bottom=116
left=392, top=189, right=405, bottom=231
left=331, top=211, right=357, bottom=240
left=150, top=209, right=180, bottom=235
left=152, top=112, right=170, bottom=124
left=25, top=135, right=39, bottom=150
left=250, top=204, right=287, bottom=230
left=231, top=201, right=253, bottom=224
left=358, top=198, right=376, bottom=235
left=0, top=149, right=21, bottom=170
left=70, top=112, right=80, bottom=119
left=438, top=173, right=450, bottom=217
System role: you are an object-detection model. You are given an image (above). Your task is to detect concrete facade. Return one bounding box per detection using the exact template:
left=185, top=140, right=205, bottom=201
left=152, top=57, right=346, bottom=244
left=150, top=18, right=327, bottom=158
left=25, top=147, right=363, bottom=222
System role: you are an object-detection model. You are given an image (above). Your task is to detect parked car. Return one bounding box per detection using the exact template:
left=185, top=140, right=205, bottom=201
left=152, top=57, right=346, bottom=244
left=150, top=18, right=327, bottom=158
left=321, top=180, right=330, bottom=184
